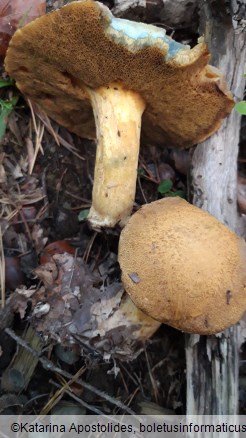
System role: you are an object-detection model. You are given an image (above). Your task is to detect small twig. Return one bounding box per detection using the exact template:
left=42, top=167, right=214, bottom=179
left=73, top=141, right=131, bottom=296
left=28, top=99, right=38, bottom=134
left=65, top=190, right=91, bottom=203
left=122, top=387, right=140, bottom=411
left=55, top=168, right=67, bottom=204
left=83, top=231, right=97, bottom=263
left=119, top=367, right=130, bottom=396
left=85, top=153, right=94, bottom=185
left=69, top=204, right=91, bottom=211
left=27, top=100, right=45, bottom=174
left=119, top=362, right=139, bottom=387
left=35, top=108, right=85, bottom=160
left=5, top=328, right=136, bottom=414
left=41, top=366, right=86, bottom=414
left=24, top=393, right=50, bottom=408
left=18, top=207, right=33, bottom=244
left=71, top=334, right=103, bottom=359
left=67, top=249, right=78, bottom=290
left=36, top=203, right=50, bottom=221
left=50, top=379, right=104, bottom=415
left=138, top=158, right=159, bottom=184
left=137, top=175, right=148, bottom=204
left=151, top=356, right=168, bottom=373
left=51, top=381, right=143, bottom=438
left=39, top=167, right=50, bottom=219
left=144, top=347, right=159, bottom=403
left=38, top=111, right=60, bottom=146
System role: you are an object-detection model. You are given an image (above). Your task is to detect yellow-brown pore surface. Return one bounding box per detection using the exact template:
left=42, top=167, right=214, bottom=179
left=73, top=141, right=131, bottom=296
left=5, top=1, right=234, bottom=148
left=118, top=198, right=246, bottom=334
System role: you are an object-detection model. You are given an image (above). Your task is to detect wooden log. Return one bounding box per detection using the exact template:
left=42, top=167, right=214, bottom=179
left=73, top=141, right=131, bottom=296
left=186, top=0, right=246, bottom=415
left=1, top=326, right=44, bottom=393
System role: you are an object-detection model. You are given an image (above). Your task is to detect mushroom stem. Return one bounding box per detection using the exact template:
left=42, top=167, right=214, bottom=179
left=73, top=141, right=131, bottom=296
left=86, top=83, right=146, bottom=229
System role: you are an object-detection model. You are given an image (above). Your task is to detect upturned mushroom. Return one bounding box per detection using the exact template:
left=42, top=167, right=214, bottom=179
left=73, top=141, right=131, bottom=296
left=5, top=1, right=234, bottom=228
left=118, top=197, right=246, bottom=335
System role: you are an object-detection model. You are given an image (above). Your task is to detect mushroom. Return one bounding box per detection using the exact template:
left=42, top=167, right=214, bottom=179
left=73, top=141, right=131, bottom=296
left=5, top=1, right=234, bottom=229
left=118, top=197, right=246, bottom=335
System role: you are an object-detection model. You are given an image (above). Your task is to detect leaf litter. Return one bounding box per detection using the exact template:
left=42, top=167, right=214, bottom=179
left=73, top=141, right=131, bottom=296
left=0, top=0, right=46, bottom=58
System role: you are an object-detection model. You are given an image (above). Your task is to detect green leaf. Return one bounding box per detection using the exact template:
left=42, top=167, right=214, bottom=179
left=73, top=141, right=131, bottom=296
left=78, top=209, right=90, bottom=221
left=0, top=78, right=14, bottom=88
left=158, top=179, right=173, bottom=195
left=235, top=101, right=246, bottom=115
left=0, top=96, right=19, bottom=141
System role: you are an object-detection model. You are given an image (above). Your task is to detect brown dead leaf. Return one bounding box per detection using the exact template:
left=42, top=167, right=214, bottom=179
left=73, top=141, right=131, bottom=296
left=33, top=261, right=58, bottom=286
left=0, top=0, right=46, bottom=58
left=11, top=253, right=160, bottom=359
left=31, top=224, right=48, bottom=254
left=11, top=292, right=28, bottom=319
left=16, top=285, right=37, bottom=299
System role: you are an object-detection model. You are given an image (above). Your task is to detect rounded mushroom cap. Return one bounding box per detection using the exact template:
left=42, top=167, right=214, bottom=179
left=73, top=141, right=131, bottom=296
left=5, top=0, right=234, bottom=148
left=118, top=197, right=246, bottom=334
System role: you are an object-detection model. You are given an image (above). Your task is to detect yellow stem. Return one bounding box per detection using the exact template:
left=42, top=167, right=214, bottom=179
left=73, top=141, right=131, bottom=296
left=86, top=83, right=146, bottom=229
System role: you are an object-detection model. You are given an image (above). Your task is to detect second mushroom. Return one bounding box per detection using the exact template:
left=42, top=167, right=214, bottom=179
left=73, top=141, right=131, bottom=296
left=5, top=0, right=234, bottom=228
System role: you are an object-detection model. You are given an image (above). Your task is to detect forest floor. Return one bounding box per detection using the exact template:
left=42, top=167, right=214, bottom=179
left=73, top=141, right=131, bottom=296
left=0, top=0, right=245, bottom=416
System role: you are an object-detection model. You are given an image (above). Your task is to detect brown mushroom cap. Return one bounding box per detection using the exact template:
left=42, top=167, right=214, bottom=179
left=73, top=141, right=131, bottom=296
left=118, top=197, right=246, bottom=334
left=5, top=0, right=234, bottom=148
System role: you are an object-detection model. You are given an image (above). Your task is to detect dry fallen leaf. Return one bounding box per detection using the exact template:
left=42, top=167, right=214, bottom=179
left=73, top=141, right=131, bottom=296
left=16, top=285, right=37, bottom=298
left=0, top=0, right=46, bottom=58
left=33, top=261, right=58, bottom=287
left=11, top=292, right=28, bottom=319
left=11, top=253, right=160, bottom=360
left=31, top=224, right=48, bottom=254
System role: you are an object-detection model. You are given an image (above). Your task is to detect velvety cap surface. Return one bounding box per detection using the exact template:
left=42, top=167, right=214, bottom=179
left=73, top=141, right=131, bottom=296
left=5, top=0, right=234, bottom=148
left=118, top=198, right=246, bottom=334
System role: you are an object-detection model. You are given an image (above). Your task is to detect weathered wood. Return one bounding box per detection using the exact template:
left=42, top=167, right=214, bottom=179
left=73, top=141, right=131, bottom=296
left=1, top=326, right=44, bottom=393
left=186, top=0, right=246, bottom=415
left=113, top=0, right=198, bottom=30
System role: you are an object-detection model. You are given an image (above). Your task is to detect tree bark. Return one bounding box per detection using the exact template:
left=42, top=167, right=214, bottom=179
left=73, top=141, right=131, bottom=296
left=186, top=0, right=246, bottom=415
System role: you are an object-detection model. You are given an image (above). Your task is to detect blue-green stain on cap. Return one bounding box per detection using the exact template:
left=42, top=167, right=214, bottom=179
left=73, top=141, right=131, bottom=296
left=110, top=17, right=188, bottom=59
